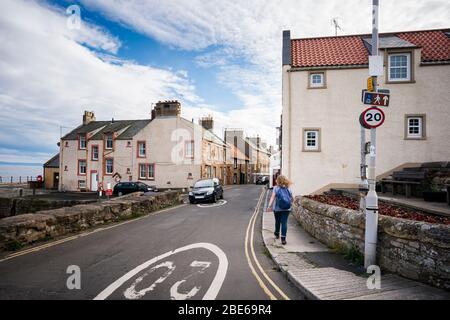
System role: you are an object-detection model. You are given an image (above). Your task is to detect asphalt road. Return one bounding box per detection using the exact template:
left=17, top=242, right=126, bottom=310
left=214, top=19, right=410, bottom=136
left=0, top=185, right=304, bottom=300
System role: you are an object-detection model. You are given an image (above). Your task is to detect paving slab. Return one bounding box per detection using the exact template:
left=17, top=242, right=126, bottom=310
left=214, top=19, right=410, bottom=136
left=261, top=198, right=450, bottom=300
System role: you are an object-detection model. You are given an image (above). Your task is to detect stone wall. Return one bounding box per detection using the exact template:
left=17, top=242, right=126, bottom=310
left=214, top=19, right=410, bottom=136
left=0, top=191, right=182, bottom=252
left=0, top=197, right=97, bottom=219
left=293, top=196, right=450, bottom=290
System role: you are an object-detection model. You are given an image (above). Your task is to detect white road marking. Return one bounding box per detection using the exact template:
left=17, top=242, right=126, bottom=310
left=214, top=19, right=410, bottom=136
left=170, top=280, right=200, bottom=300
left=123, top=261, right=175, bottom=300
left=169, top=261, right=211, bottom=300
left=196, top=200, right=227, bottom=208
left=94, top=243, right=228, bottom=300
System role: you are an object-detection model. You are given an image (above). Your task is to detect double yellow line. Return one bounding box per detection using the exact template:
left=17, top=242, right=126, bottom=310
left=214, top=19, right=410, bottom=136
left=244, top=188, right=290, bottom=300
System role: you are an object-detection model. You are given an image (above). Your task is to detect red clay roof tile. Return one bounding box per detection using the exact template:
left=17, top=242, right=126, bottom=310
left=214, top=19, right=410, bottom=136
left=291, top=29, right=450, bottom=68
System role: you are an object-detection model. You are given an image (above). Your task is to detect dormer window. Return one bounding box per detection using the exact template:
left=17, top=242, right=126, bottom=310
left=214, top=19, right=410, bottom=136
left=105, top=133, right=113, bottom=150
left=388, top=53, right=411, bottom=82
left=79, top=134, right=86, bottom=149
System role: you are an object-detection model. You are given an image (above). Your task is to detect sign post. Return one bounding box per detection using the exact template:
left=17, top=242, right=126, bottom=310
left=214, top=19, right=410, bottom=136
left=364, top=0, right=380, bottom=269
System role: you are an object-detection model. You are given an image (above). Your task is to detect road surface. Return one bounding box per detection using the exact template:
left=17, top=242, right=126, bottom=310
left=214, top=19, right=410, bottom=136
left=0, top=185, right=304, bottom=300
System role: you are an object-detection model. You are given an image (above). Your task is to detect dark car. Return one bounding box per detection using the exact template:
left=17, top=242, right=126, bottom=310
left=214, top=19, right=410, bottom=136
left=113, top=182, right=156, bottom=196
left=189, top=178, right=223, bottom=204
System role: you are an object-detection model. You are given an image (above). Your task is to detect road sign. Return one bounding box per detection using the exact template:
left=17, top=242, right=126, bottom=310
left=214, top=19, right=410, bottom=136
left=362, top=91, right=390, bottom=107
left=360, top=107, right=385, bottom=129
left=367, top=77, right=374, bottom=92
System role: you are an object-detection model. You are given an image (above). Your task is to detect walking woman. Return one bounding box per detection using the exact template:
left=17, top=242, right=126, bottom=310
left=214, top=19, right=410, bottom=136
left=266, top=175, right=293, bottom=245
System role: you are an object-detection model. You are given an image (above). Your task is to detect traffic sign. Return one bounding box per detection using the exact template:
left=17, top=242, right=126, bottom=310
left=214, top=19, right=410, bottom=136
left=367, top=77, right=374, bottom=92
left=362, top=91, right=390, bottom=107
left=360, top=107, right=385, bottom=129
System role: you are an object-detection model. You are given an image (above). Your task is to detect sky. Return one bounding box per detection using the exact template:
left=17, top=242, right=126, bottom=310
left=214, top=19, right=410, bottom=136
left=0, top=0, right=449, bottom=164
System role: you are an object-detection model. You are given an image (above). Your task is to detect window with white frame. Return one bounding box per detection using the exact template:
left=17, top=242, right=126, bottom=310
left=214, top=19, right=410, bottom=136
left=105, top=134, right=114, bottom=149
left=78, top=160, right=86, bottom=175
left=138, top=141, right=146, bottom=157
left=105, top=159, right=113, bottom=174
left=185, top=141, right=194, bottom=158
left=303, top=129, right=320, bottom=151
left=388, top=53, right=411, bottom=82
left=78, top=180, right=86, bottom=189
left=139, top=163, right=155, bottom=179
left=406, top=116, right=425, bottom=139
left=139, top=164, right=147, bottom=179
left=79, top=134, right=86, bottom=149
left=309, top=72, right=325, bottom=88
left=207, top=144, right=212, bottom=160
left=92, top=145, right=99, bottom=161
left=148, top=164, right=155, bottom=179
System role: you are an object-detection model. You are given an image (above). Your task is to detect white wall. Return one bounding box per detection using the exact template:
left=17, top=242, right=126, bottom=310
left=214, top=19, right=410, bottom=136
left=283, top=48, right=450, bottom=196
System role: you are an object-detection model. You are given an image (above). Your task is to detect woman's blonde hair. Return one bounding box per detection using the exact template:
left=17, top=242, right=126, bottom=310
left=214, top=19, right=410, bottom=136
left=276, top=175, right=292, bottom=188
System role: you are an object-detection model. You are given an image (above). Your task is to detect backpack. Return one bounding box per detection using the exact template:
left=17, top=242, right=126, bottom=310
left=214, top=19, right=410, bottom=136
left=276, top=187, right=292, bottom=210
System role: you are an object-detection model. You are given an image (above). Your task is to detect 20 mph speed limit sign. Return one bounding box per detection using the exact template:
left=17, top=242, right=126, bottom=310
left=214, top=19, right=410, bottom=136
left=360, top=107, right=385, bottom=129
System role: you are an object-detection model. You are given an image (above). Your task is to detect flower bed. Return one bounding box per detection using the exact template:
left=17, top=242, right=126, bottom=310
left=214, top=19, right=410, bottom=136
left=305, top=194, right=450, bottom=225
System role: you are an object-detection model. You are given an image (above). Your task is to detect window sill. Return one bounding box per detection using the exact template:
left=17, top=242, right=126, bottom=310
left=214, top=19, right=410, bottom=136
left=302, top=149, right=321, bottom=152
left=386, top=80, right=416, bottom=84
left=404, top=137, right=426, bottom=140
left=307, top=86, right=327, bottom=89
left=91, top=159, right=98, bottom=161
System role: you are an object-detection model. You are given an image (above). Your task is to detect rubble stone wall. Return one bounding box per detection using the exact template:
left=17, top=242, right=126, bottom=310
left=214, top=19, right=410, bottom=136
left=0, top=191, right=182, bottom=252
left=292, top=196, right=450, bottom=290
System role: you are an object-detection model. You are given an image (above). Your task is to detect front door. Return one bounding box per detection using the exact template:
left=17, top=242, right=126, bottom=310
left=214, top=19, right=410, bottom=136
left=91, top=172, right=98, bottom=192
left=53, top=172, right=59, bottom=189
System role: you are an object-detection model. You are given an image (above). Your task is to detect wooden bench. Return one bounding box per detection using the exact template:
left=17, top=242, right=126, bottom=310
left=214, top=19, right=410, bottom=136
left=380, top=180, right=421, bottom=198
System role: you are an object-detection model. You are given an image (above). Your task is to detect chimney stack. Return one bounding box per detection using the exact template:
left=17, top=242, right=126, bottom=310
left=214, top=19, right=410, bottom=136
left=83, top=111, right=96, bottom=125
left=199, top=115, right=214, bottom=131
left=151, top=100, right=181, bottom=119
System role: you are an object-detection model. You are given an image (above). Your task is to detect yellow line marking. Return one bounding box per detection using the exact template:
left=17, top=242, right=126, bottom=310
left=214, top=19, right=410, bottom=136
left=0, top=204, right=187, bottom=263
left=244, top=189, right=277, bottom=300
left=249, top=190, right=291, bottom=300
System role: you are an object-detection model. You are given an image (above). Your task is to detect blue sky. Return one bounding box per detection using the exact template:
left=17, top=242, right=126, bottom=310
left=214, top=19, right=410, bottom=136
left=1, top=0, right=449, bottom=164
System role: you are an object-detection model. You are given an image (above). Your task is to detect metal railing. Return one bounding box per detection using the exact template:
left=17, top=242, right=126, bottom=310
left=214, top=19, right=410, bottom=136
left=0, top=176, right=38, bottom=184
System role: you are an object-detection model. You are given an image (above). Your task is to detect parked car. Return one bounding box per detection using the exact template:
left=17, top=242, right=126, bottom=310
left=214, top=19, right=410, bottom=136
left=189, top=178, right=223, bottom=204
left=113, top=182, right=157, bottom=196
left=256, top=175, right=269, bottom=185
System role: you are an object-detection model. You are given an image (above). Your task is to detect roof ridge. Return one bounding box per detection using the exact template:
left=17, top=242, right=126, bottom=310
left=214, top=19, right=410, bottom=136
left=290, top=28, right=450, bottom=41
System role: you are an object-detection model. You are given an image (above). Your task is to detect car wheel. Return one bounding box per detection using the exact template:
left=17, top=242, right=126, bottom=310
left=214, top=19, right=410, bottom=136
left=211, top=194, right=217, bottom=203
left=190, top=200, right=195, bottom=204
left=220, top=193, right=224, bottom=200
left=118, top=191, right=123, bottom=197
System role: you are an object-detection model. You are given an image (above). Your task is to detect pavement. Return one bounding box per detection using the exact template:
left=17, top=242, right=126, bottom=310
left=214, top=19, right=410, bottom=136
left=0, top=185, right=303, bottom=300
left=261, top=189, right=450, bottom=300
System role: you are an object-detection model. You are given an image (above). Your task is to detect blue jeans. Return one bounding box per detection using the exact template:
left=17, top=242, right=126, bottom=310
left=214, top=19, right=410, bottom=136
left=274, top=211, right=290, bottom=238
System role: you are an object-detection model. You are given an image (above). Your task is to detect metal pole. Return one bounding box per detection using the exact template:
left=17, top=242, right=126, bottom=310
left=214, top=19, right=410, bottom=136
left=364, top=0, right=380, bottom=268
left=360, top=126, right=368, bottom=211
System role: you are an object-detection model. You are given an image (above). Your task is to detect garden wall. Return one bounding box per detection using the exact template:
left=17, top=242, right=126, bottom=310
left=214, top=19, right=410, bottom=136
left=0, top=197, right=97, bottom=219
left=0, top=191, right=182, bottom=252
left=293, top=196, right=450, bottom=290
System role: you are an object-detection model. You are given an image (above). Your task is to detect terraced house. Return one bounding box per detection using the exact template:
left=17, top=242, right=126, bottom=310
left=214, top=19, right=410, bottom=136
left=281, top=28, right=450, bottom=195
left=59, top=101, right=229, bottom=191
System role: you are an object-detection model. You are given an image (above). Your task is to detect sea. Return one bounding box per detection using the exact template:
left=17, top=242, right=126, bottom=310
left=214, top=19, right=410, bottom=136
left=0, top=164, right=43, bottom=183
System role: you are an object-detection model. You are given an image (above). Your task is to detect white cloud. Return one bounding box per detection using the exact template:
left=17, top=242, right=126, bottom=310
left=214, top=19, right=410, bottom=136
left=2, top=0, right=449, bottom=163
left=0, top=0, right=202, bottom=162
left=79, top=0, right=450, bottom=146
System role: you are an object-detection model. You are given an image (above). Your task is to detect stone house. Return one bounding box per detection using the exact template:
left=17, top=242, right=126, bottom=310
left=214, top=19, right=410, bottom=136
left=224, top=129, right=271, bottom=184
left=59, top=101, right=229, bottom=191
left=281, top=28, right=450, bottom=195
